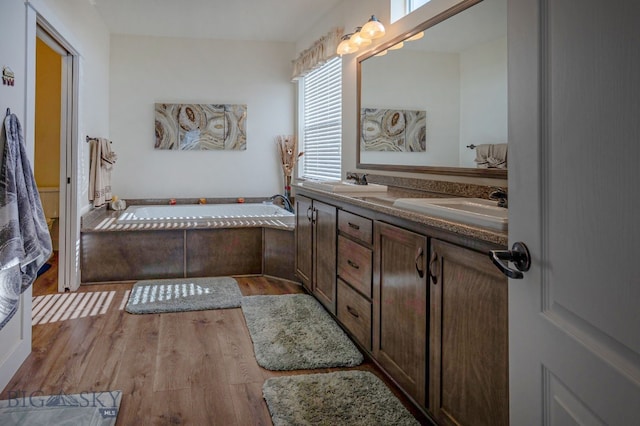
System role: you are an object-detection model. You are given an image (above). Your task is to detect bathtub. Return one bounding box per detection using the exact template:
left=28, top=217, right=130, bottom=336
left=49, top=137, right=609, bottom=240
left=81, top=200, right=297, bottom=283
left=116, top=202, right=293, bottom=225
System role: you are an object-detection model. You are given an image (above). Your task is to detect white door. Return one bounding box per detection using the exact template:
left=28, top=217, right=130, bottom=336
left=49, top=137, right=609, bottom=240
left=509, top=0, right=640, bottom=423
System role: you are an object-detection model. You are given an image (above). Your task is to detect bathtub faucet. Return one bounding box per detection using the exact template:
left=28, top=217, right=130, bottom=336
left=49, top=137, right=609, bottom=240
left=346, top=172, right=368, bottom=185
left=268, top=194, right=294, bottom=213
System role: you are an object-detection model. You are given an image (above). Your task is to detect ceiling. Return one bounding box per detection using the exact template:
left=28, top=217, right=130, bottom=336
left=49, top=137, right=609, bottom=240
left=91, top=0, right=343, bottom=43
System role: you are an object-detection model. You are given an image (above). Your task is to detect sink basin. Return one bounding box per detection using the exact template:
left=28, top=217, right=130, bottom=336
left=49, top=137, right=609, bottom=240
left=392, top=198, right=507, bottom=231
left=301, top=180, right=388, bottom=193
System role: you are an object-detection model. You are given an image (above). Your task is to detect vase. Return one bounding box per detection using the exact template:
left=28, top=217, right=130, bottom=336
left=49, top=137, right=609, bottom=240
left=284, top=175, right=292, bottom=200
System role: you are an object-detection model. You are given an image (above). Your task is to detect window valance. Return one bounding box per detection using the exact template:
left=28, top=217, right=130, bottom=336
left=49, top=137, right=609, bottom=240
left=291, top=27, right=344, bottom=81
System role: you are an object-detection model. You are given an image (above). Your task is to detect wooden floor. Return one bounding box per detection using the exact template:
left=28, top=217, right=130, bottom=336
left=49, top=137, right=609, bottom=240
left=2, top=253, right=431, bottom=425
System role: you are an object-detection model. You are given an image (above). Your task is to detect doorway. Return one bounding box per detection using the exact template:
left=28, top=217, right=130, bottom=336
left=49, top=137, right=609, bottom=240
left=34, top=33, right=61, bottom=278
left=33, top=24, right=79, bottom=292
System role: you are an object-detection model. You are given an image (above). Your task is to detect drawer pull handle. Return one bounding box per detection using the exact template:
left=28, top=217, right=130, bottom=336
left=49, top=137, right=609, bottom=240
left=348, top=222, right=360, bottom=230
left=347, top=305, right=360, bottom=318
left=347, top=260, right=360, bottom=270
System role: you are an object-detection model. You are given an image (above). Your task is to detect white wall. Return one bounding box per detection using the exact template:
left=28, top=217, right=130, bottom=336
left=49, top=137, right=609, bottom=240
left=0, top=2, right=27, bottom=125
left=459, top=36, right=508, bottom=167
left=109, top=35, right=295, bottom=199
left=360, top=50, right=460, bottom=166
left=295, top=0, right=507, bottom=186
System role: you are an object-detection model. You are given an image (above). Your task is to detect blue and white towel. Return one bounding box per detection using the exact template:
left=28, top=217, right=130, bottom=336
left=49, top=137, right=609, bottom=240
left=0, top=113, right=52, bottom=330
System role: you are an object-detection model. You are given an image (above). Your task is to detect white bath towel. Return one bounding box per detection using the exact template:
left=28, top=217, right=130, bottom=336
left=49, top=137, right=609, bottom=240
left=474, top=144, right=493, bottom=168
left=487, top=143, right=508, bottom=168
left=474, top=143, right=507, bottom=168
left=89, top=138, right=116, bottom=207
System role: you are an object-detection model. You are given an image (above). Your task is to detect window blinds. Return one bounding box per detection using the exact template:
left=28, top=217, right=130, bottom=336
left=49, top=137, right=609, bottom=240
left=301, top=56, right=342, bottom=181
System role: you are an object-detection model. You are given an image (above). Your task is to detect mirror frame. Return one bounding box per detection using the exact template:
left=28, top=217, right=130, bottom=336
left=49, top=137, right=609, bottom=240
left=356, top=0, right=507, bottom=178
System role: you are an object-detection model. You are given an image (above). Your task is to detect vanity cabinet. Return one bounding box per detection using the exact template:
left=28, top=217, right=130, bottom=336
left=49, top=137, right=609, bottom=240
left=373, top=221, right=428, bottom=408
left=295, top=195, right=337, bottom=313
left=429, top=239, right=508, bottom=426
left=294, top=189, right=508, bottom=423
left=336, top=210, right=373, bottom=350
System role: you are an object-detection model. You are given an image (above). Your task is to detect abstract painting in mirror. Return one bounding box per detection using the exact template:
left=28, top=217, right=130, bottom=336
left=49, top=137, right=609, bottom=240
left=361, top=108, right=426, bottom=152
left=357, top=0, right=507, bottom=177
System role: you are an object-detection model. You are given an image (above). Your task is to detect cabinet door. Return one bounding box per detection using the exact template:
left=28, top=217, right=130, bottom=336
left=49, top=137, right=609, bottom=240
left=295, top=195, right=313, bottom=291
left=312, top=200, right=337, bottom=314
left=373, top=221, right=428, bottom=408
left=429, top=239, right=508, bottom=426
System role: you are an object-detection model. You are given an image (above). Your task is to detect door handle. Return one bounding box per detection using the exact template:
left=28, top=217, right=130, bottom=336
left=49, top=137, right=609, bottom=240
left=306, top=205, right=312, bottom=222
left=490, top=242, right=531, bottom=279
left=347, top=260, right=360, bottom=270
left=415, top=247, right=425, bottom=278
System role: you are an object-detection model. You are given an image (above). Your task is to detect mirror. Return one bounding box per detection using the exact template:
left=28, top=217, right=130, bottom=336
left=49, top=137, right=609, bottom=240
left=357, top=0, right=507, bottom=178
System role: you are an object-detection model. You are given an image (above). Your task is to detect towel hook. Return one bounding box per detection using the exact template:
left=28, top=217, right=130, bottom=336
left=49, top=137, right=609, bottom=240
left=5, top=107, right=10, bottom=117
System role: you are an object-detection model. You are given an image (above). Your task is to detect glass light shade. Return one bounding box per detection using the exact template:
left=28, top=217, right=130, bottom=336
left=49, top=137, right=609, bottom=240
left=337, top=36, right=358, bottom=56
left=375, top=50, right=388, bottom=57
left=388, top=41, right=404, bottom=50
left=360, top=15, right=385, bottom=40
left=349, top=31, right=372, bottom=49
left=407, top=31, right=424, bottom=42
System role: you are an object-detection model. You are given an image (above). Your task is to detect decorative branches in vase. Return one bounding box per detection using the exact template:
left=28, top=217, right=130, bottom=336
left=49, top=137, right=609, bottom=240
left=276, top=135, right=303, bottom=200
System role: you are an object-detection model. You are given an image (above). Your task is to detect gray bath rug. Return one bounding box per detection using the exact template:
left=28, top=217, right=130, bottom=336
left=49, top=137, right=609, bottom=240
left=126, top=277, right=242, bottom=314
left=263, top=370, right=419, bottom=426
left=241, top=294, right=363, bottom=370
left=0, top=390, right=122, bottom=426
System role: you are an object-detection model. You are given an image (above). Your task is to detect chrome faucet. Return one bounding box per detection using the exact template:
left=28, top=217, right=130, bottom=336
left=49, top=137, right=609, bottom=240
left=489, top=187, right=508, bottom=208
left=268, top=194, right=294, bottom=213
left=346, top=172, right=368, bottom=185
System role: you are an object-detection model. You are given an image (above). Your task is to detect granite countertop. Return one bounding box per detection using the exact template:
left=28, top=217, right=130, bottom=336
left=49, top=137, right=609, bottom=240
left=293, top=182, right=508, bottom=247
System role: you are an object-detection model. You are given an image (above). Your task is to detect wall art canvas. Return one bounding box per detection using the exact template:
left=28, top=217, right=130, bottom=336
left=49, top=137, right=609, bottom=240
left=360, top=108, right=426, bottom=152
left=155, top=103, right=247, bottom=150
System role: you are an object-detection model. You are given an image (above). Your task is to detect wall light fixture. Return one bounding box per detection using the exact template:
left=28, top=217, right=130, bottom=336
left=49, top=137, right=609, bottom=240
left=337, top=15, right=386, bottom=56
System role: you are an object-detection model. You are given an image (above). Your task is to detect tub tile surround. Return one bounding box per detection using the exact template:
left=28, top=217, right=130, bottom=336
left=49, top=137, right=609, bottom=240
left=80, top=198, right=296, bottom=284
left=294, top=174, right=508, bottom=246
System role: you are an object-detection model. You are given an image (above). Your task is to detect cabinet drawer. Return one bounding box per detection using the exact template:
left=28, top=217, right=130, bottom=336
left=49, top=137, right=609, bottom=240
left=337, top=278, right=372, bottom=351
left=337, top=236, right=372, bottom=298
left=338, top=210, right=372, bottom=245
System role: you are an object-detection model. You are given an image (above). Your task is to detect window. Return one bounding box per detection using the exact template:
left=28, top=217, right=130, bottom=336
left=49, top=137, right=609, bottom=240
left=300, top=56, right=342, bottom=181
left=407, top=0, right=431, bottom=13
left=391, top=0, right=432, bottom=22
